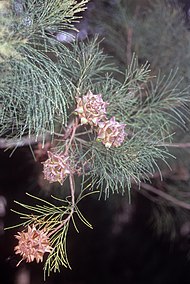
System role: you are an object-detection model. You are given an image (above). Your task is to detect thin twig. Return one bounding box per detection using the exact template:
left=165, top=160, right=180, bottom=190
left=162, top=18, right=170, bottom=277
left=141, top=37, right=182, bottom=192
left=127, top=27, right=133, bottom=65
left=139, top=182, right=190, bottom=210
left=0, top=135, right=50, bottom=149
left=65, top=117, right=79, bottom=155
left=158, top=142, right=190, bottom=148
left=75, top=130, right=93, bottom=136
left=48, top=174, right=75, bottom=237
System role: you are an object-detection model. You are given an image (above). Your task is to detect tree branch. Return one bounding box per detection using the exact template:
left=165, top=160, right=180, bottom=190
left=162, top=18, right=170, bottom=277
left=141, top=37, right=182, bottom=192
left=0, top=135, right=50, bottom=149
left=158, top=142, right=190, bottom=148
left=139, top=182, right=190, bottom=210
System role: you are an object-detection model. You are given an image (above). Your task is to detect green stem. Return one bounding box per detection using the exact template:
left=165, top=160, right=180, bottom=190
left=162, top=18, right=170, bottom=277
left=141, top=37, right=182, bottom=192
left=47, top=174, right=75, bottom=237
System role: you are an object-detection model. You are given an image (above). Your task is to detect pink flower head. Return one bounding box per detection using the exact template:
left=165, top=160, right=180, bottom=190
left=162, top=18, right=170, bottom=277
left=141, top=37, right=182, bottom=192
left=75, top=90, right=108, bottom=126
left=14, top=225, right=52, bottom=265
left=42, top=151, right=71, bottom=185
left=97, top=117, right=126, bottom=148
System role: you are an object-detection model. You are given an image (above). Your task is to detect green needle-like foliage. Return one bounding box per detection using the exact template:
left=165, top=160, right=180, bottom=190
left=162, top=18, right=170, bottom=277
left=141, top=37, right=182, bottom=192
left=19, top=0, right=89, bottom=34
left=90, top=133, right=172, bottom=200
left=0, top=36, right=113, bottom=141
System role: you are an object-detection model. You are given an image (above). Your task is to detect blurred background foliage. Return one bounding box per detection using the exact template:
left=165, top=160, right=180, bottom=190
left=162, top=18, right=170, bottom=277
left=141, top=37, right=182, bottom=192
left=86, top=0, right=190, bottom=77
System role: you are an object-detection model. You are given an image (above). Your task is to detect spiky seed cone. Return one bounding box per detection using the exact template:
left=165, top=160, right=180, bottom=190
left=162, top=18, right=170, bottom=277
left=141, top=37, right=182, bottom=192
left=14, top=225, right=52, bottom=265
left=42, top=151, right=71, bottom=185
left=97, top=117, right=126, bottom=148
left=75, top=90, right=108, bottom=126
